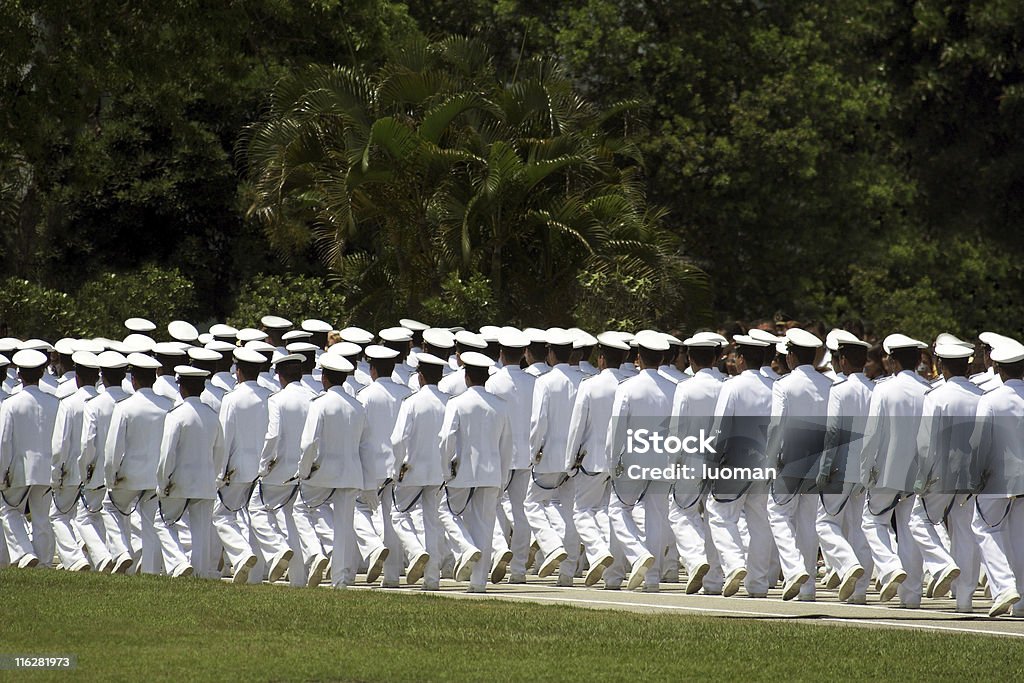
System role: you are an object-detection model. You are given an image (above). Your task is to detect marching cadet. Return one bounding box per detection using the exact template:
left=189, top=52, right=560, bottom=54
left=606, top=331, right=677, bottom=592
left=438, top=351, right=514, bottom=592
left=657, top=335, right=688, bottom=384
left=104, top=353, right=174, bottom=574
left=245, top=341, right=280, bottom=393
left=252, top=349, right=312, bottom=586
left=484, top=329, right=536, bottom=584
left=705, top=335, right=775, bottom=597
left=570, top=329, right=599, bottom=376
left=860, top=333, right=930, bottom=605
left=355, top=344, right=411, bottom=586
left=565, top=332, right=629, bottom=587
left=522, top=329, right=551, bottom=377
left=765, top=328, right=832, bottom=601
left=80, top=351, right=133, bottom=573
left=214, top=348, right=272, bottom=584
left=52, top=338, right=80, bottom=399
left=339, top=327, right=375, bottom=386
left=155, top=366, right=225, bottom=579
left=748, top=329, right=785, bottom=381
left=379, top=327, right=415, bottom=387
left=261, top=315, right=293, bottom=347
left=50, top=350, right=101, bottom=571
left=908, top=342, right=981, bottom=609
left=206, top=340, right=238, bottom=394
left=0, top=349, right=60, bottom=568
left=187, top=348, right=226, bottom=412
left=438, top=331, right=488, bottom=397
left=294, top=354, right=372, bottom=588
left=667, top=334, right=727, bottom=595
left=286, top=342, right=322, bottom=395
left=389, top=352, right=449, bottom=590
left=815, top=332, right=873, bottom=603
left=324, top=342, right=366, bottom=397
left=408, top=328, right=455, bottom=391
left=969, top=338, right=1024, bottom=617
left=525, top=328, right=585, bottom=585
left=152, top=343, right=186, bottom=401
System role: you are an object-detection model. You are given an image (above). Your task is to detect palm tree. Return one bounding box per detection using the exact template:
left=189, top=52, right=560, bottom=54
left=241, top=35, right=709, bottom=327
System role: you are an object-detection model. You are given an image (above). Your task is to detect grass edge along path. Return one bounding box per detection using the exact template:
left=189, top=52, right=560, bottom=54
left=2, top=569, right=1022, bottom=682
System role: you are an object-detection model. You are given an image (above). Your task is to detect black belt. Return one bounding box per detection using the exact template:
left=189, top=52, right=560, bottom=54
left=819, top=490, right=852, bottom=517
left=443, top=485, right=475, bottom=515
left=392, top=485, right=425, bottom=514
left=257, top=480, right=299, bottom=512
left=159, top=497, right=192, bottom=526
left=109, top=489, right=153, bottom=516
left=610, top=478, right=651, bottom=507
left=80, top=486, right=107, bottom=514
left=217, top=480, right=258, bottom=513
left=52, top=485, right=81, bottom=515
left=866, top=490, right=903, bottom=517
left=975, top=496, right=1014, bottom=528
left=921, top=494, right=955, bottom=526
left=530, top=469, right=569, bottom=490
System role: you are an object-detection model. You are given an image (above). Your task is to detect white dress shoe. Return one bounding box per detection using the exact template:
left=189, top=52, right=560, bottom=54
left=268, top=548, right=293, bottom=583
left=112, top=553, right=134, bottom=575
left=723, top=567, right=747, bottom=597
left=685, top=562, right=711, bottom=595
left=626, top=554, right=655, bottom=591
left=585, top=554, right=614, bottom=587
left=366, top=546, right=389, bottom=584
left=931, top=564, right=960, bottom=599
left=879, top=569, right=907, bottom=602
left=538, top=547, right=567, bottom=579
left=455, top=549, right=482, bottom=582
left=307, top=554, right=329, bottom=588
left=490, top=550, right=513, bottom=585
left=989, top=590, right=1021, bottom=618
left=407, top=552, right=430, bottom=585
left=782, top=572, right=809, bottom=601
left=838, top=565, right=865, bottom=602
left=233, top=554, right=258, bottom=584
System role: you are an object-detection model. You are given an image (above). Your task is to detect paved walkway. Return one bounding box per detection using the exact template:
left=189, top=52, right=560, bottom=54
left=340, top=578, right=1024, bottom=639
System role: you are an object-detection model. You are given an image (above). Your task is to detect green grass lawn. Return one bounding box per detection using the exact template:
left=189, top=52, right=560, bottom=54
left=1, top=569, right=1021, bottom=682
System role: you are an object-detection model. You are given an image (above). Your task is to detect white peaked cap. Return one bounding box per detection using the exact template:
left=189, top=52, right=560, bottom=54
left=785, top=328, right=823, bottom=349
left=125, top=317, right=156, bottom=332
left=596, top=332, right=630, bottom=351
left=378, top=327, right=413, bottom=343
left=167, top=320, right=199, bottom=343
left=454, top=331, right=487, bottom=349
left=261, top=315, right=292, bottom=329
left=732, top=334, right=770, bottom=348
left=175, top=365, right=209, bottom=378
left=413, top=352, right=447, bottom=367
left=285, top=342, right=319, bottom=353
left=209, top=323, right=238, bottom=337
left=935, top=332, right=971, bottom=348
left=422, top=328, right=456, bottom=349
left=572, top=330, right=599, bottom=348
left=97, top=351, right=129, bottom=369
left=748, top=329, right=784, bottom=344
left=127, top=353, right=160, bottom=369
left=326, top=341, right=362, bottom=357
left=934, top=343, right=973, bottom=359
left=634, top=330, right=670, bottom=352
left=74, top=339, right=105, bottom=355
left=54, top=338, right=77, bottom=355
left=365, top=345, right=400, bottom=360
left=318, top=354, right=354, bottom=373
left=187, top=348, right=222, bottom=362
left=270, top=349, right=304, bottom=365
left=340, top=327, right=374, bottom=345
left=71, top=351, right=101, bottom=369
left=205, top=340, right=236, bottom=353
left=883, top=333, right=927, bottom=354
left=153, top=342, right=186, bottom=356
left=301, top=319, right=333, bottom=333
left=545, top=328, right=575, bottom=347
left=498, top=330, right=530, bottom=348
left=282, top=330, right=312, bottom=341
left=244, top=340, right=275, bottom=353
left=522, top=328, right=548, bottom=344
left=399, top=318, right=429, bottom=332
left=19, top=339, right=53, bottom=352
left=991, top=338, right=1024, bottom=364
left=826, top=329, right=868, bottom=350
left=461, top=351, right=495, bottom=368
left=236, top=328, right=268, bottom=342
left=233, top=348, right=267, bottom=364
left=122, top=334, right=156, bottom=353
left=12, top=349, right=48, bottom=369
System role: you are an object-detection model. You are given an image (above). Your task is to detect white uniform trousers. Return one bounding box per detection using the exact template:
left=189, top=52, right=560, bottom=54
left=392, top=485, right=443, bottom=585
left=50, top=487, right=87, bottom=568
left=293, top=484, right=335, bottom=580
left=249, top=483, right=305, bottom=586
left=376, top=481, right=403, bottom=584
left=354, top=488, right=386, bottom=572
left=608, top=487, right=669, bottom=587
left=491, top=470, right=531, bottom=576
left=909, top=493, right=978, bottom=608
left=817, top=491, right=872, bottom=599
left=524, top=472, right=578, bottom=580
left=155, top=497, right=214, bottom=577
left=862, top=491, right=922, bottom=605
left=105, top=489, right=160, bottom=573
left=767, top=492, right=819, bottom=598
left=325, top=488, right=358, bottom=587
left=573, top=472, right=612, bottom=566
left=439, top=486, right=498, bottom=590
left=668, top=491, right=724, bottom=592
left=972, top=496, right=1019, bottom=608
left=213, top=481, right=257, bottom=574
left=76, top=489, right=114, bottom=569
left=1, top=485, right=56, bottom=566
left=706, top=493, right=773, bottom=595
